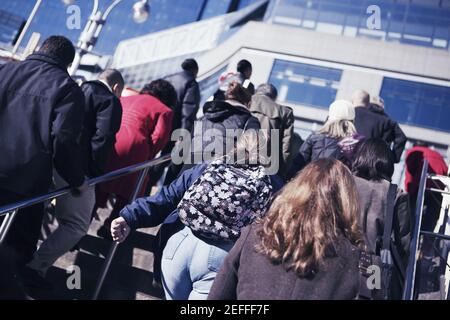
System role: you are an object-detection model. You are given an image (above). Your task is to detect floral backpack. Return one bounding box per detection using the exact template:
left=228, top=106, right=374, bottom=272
left=177, top=159, right=272, bottom=242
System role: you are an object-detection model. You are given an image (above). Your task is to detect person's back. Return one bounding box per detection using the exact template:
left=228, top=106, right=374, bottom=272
left=208, top=159, right=362, bottom=300
left=405, top=145, right=448, bottom=195
left=250, top=93, right=296, bottom=178
left=105, top=94, right=173, bottom=178
left=352, top=90, right=406, bottom=163
left=352, top=138, right=411, bottom=292
left=0, top=42, right=85, bottom=196
left=98, top=83, right=174, bottom=206
left=300, top=100, right=363, bottom=167
left=0, top=36, right=85, bottom=268
left=353, top=176, right=410, bottom=258
left=80, top=74, right=123, bottom=178
left=191, top=82, right=260, bottom=161
left=164, top=59, right=200, bottom=133
left=210, top=224, right=360, bottom=300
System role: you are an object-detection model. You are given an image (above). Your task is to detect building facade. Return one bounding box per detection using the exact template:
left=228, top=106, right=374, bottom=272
left=113, top=0, right=450, bottom=184
left=0, top=0, right=262, bottom=55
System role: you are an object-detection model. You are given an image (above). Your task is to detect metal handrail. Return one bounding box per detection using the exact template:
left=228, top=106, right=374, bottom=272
left=403, top=159, right=429, bottom=300
left=0, top=154, right=171, bottom=299
left=0, top=155, right=171, bottom=216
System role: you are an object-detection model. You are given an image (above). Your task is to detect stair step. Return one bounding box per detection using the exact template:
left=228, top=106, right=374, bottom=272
left=37, top=207, right=164, bottom=300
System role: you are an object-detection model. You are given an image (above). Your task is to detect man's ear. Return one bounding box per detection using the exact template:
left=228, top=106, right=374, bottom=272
left=113, top=83, right=123, bottom=97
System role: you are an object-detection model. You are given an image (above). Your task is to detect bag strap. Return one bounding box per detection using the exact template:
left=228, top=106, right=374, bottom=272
left=382, top=184, right=397, bottom=252
left=381, top=183, right=406, bottom=278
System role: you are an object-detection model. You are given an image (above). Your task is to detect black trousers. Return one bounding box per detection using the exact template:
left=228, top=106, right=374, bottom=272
left=0, top=189, right=44, bottom=267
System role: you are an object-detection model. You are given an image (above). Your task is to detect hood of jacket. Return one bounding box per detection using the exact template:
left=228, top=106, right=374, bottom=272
left=250, top=94, right=285, bottom=119
left=203, top=100, right=251, bottom=123
left=368, top=103, right=387, bottom=117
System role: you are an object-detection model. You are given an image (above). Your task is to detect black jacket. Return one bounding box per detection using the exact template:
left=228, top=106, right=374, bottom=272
left=80, top=80, right=122, bottom=177
left=0, top=53, right=85, bottom=196
left=165, top=70, right=200, bottom=133
left=354, top=106, right=407, bottom=163
left=300, top=133, right=343, bottom=164
left=190, top=100, right=260, bottom=158
left=208, top=225, right=360, bottom=300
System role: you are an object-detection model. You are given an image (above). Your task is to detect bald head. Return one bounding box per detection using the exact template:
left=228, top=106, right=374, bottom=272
left=352, top=90, right=370, bottom=107
left=99, top=69, right=124, bottom=97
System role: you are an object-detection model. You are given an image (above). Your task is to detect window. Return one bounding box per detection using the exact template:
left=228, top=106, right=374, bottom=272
left=0, top=10, right=25, bottom=46
left=268, top=60, right=342, bottom=109
left=268, top=0, right=450, bottom=50
left=380, top=78, right=450, bottom=132
left=201, top=0, right=232, bottom=19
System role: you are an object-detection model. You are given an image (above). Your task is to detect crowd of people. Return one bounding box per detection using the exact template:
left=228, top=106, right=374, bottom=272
left=0, top=34, right=448, bottom=300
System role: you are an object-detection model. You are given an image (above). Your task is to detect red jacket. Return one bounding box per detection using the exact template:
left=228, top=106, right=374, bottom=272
left=405, top=146, right=448, bottom=195
left=98, top=94, right=173, bottom=200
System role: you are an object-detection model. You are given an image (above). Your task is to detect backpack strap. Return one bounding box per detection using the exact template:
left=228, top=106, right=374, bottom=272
left=382, top=184, right=397, bottom=253
left=381, top=184, right=406, bottom=280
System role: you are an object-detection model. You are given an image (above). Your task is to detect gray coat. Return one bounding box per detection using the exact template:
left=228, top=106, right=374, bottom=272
left=250, top=94, right=297, bottom=178
left=354, top=176, right=411, bottom=264
left=208, top=224, right=360, bottom=300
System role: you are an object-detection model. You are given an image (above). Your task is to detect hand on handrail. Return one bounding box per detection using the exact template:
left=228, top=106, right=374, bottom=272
left=111, top=217, right=131, bottom=243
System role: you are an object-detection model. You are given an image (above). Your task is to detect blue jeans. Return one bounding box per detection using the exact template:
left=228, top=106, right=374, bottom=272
left=161, top=226, right=233, bottom=300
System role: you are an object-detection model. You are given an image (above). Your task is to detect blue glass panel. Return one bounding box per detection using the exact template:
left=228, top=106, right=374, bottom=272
left=0, top=0, right=232, bottom=55
left=268, top=0, right=450, bottom=50
left=381, top=78, right=450, bottom=132
left=238, top=0, right=261, bottom=10
left=201, top=0, right=232, bottom=19
left=268, top=59, right=342, bottom=109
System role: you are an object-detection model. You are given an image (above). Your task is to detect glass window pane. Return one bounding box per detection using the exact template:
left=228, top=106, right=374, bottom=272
left=201, top=0, right=232, bottom=19
left=268, top=59, right=342, bottom=109
left=381, top=78, right=450, bottom=132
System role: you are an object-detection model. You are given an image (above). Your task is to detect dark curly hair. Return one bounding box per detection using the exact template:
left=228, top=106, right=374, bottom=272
left=38, top=35, right=75, bottom=68
left=141, top=79, right=177, bottom=109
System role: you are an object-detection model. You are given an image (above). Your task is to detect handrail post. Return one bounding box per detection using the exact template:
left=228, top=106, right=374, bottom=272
left=92, top=166, right=150, bottom=300
left=0, top=210, right=18, bottom=245
left=403, top=160, right=429, bottom=300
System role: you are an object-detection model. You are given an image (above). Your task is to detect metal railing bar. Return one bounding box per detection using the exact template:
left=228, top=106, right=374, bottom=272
left=0, top=210, right=18, bottom=244
left=428, top=174, right=450, bottom=180
left=426, top=188, right=450, bottom=196
left=92, top=166, right=151, bottom=300
left=403, top=159, right=429, bottom=300
left=0, top=155, right=171, bottom=216
left=420, top=231, right=450, bottom=242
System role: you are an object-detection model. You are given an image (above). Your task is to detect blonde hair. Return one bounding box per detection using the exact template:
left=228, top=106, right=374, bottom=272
left=257, top=158, right=364, bottom=276
left=318, top=119, right=357, bottom=139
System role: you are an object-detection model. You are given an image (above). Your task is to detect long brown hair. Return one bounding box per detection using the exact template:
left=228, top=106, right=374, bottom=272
left=257, top=158, right=363, bottom=276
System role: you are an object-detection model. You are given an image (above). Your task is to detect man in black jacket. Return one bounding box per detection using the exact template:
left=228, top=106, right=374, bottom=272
left=352, top=90, right=407, bottom=163
left=165, top=58, right=200, bottom=134
left=25, top=69, right=124, bottom=285
left=149, top=59, right=201, bottom=187
left=0, top=36, right=85, bottom=267
left=237, top=59, right=255, bottom=95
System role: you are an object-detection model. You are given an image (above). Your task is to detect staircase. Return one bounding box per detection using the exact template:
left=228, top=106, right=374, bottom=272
left=27, top=207, right=164, bottom=300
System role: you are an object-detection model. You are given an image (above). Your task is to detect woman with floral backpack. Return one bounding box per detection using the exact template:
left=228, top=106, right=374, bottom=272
left=110, top=131, right=282, bottom=299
